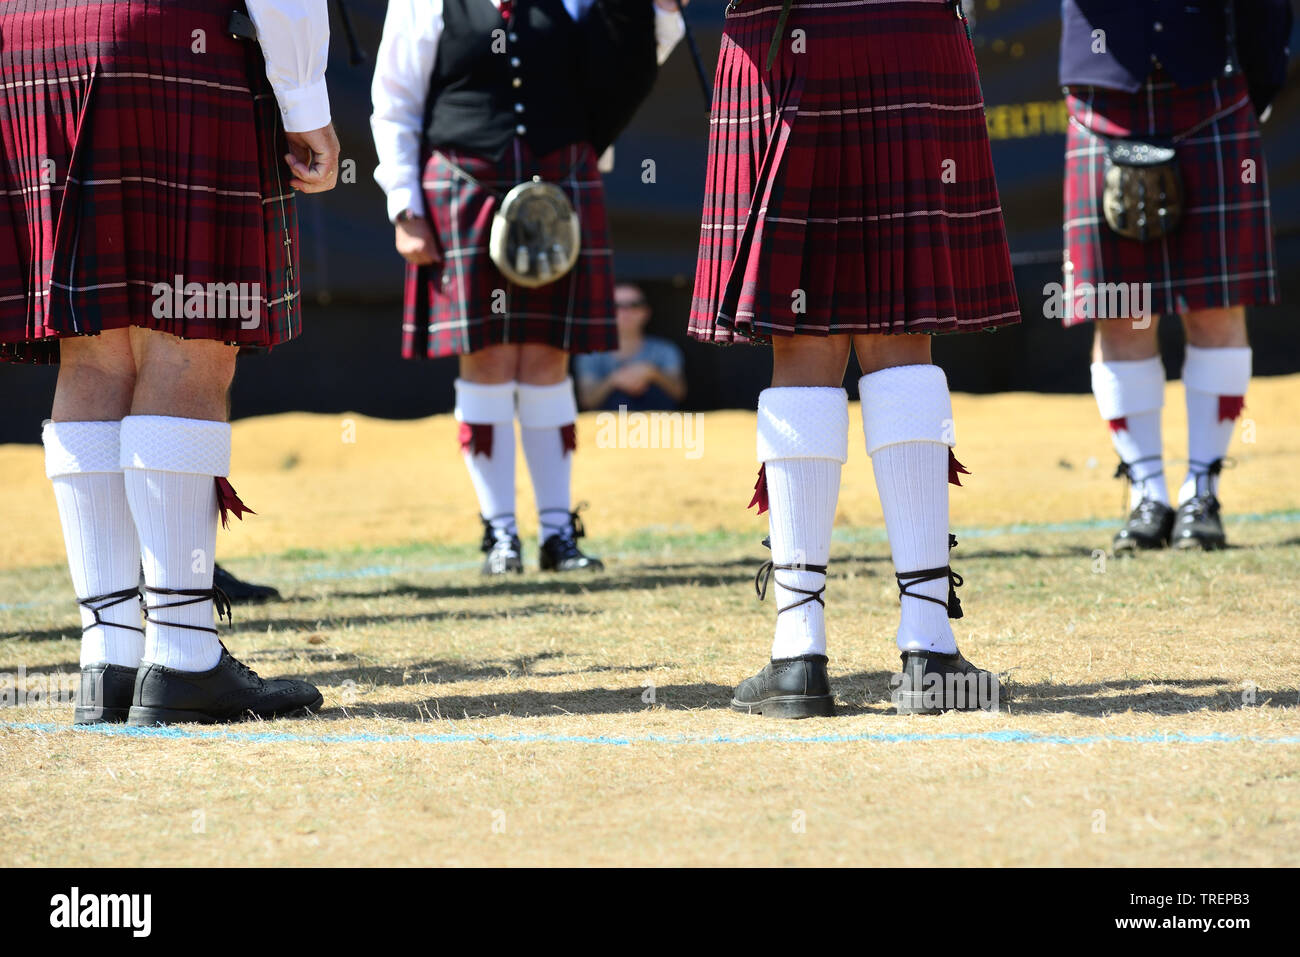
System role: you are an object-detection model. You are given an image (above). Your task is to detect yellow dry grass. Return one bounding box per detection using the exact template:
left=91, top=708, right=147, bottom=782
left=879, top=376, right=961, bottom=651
left=0, top=377, right=1297, bottom=867
left=2, top=374, right=1297, bottom=570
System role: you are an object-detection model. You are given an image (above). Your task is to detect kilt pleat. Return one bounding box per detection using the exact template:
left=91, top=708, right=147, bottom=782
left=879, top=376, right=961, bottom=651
left=0, top=0, right=300, bottom=364
left=1062, top=71, right=1278, bottom=324
left=402, top=139, right=616, bottom=359
left=689, top=0, right=1020, bottom=343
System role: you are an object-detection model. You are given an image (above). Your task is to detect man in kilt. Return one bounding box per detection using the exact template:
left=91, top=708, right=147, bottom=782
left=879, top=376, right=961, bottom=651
left=1060, top=0, right=1292, bottom=551
left=0, top=0, right=340, bottom=725
left=691, top=0, right=1019, bottom=716
left=371, top=0, right=685, bottom=575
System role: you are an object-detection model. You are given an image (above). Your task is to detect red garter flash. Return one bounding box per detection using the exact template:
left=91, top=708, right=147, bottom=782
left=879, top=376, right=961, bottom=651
left=458, top=422, right=494, bottom=457
left=215, top=477, right=255, bottom=530
left=748, top=464, right=769, bottom=515
left=1218, top=395, right=1245, bottom=422
left=949, top=450, right=971, bottom=487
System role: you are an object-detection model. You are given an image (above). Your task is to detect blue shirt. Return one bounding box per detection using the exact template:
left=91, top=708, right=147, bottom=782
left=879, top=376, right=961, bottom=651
left=574, top=337, right=685, bottom=411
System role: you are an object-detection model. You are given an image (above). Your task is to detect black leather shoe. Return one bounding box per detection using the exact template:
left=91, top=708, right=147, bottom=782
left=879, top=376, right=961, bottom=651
left=893, top=650, right=1007, bottom=714
left=1113, top=498, right=1175, bottom=552
left=75, top=663, right=137, bottom=725
left=730, top=654, right=835, bottom=718
left=538, top=507, right=604, bottom=572
left=1171, top=494, right=1227, bottom=550
left=479, top=516, right=524, bottom=575
left=212, top=563, right=281, bottom=604
left=127, top=646, right=323, bottom=726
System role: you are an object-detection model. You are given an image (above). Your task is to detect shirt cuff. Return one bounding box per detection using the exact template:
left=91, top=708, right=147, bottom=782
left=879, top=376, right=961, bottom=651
left=654, top=6, right=687, bottom=65
left=386, top=185, right=422, bottom=224
left=275, top=77, right=332, bottom=133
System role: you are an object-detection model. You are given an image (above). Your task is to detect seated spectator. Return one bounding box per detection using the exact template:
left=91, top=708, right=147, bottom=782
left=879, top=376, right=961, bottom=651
left=575, top=283, right=687, bottom=411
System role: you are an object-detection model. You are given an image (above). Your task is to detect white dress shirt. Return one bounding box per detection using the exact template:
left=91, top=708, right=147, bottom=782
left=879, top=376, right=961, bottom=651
left=371, top=0, right=687, bottom=222
left=245, top=0, right=333, bottom=132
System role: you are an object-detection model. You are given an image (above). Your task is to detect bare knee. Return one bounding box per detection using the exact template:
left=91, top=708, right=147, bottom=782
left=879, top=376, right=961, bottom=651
left=852, top=334, right=932, bottom=376
left=1182, top=307, right=1248, bottom=348
left=52, top=330, right=136, bottom=421
left=460, top=345, right=519, bottom=384
left=130, top=329, right=237, bottom=421
left=1092, top=317, right=1161, bottom=362
left=517, top=344, right=568, bottom=385
left=771, top=335, right=852, bottom=387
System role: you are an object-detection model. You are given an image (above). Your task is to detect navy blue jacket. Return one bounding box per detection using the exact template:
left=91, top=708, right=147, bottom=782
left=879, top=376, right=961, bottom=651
left=1059, top=0, right=1294, bottom=113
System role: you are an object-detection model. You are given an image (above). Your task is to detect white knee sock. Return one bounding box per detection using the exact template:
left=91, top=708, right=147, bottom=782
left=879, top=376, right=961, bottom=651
left=860, top=364, right=959, bottom=655
left=1180, top=345, right=1251, bottom=502
left=455, top=379, right=518, bottom=542
left=1091, top=357, right=1169, bottom=508
left=121, top=415, right=229, bottom=672
left=758, top=387, right=848, bottom=660
left=44, top=421, right=143, bottom=668
left=518, top=379, right=578, bottom=544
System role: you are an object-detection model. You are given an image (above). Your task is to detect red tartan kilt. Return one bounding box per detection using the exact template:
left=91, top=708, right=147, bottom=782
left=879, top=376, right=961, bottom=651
left=0, top=0, right=300, bottom=364
left=1062, top=71, right=1278, bottom=325
left=689, top=0, right=1020, bottom=343
left=401, top=140, right=616, bottom=359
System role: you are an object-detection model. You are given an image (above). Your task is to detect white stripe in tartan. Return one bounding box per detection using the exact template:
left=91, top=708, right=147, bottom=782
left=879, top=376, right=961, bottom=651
left=726, top=0, right=950, bottom=19
left=0, top=71, right=250, bottom=96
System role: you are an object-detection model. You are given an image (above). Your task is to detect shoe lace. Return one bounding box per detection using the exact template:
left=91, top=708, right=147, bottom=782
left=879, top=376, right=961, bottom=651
left=894, top=534, right=964, bottom=620
left=77, top=587, right=144, bottom=636
left=1185, top=456, right=1233, bottom=498
left=754, top=536, right=828, bottom=615
left=220, top=642, right=263, bottom=681
left=1180, top=493, right=1220, bottom=520
left=540, top=503, right=588, bottom=546
left=1132, top=497, right=1168, bottom=524
left=1114, top=455, right=1165, bottom=517
left=479, top=513, right=518, bottom=553
left=142, top=585, right=233, bottom=636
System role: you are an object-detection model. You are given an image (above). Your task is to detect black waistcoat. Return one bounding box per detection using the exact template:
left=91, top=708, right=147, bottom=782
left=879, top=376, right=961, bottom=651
left=424, top=0, right=592, bottom=160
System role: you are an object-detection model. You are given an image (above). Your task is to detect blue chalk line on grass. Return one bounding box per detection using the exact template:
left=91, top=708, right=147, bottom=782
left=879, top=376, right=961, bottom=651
left=4, top=722, right=1299, bottom=747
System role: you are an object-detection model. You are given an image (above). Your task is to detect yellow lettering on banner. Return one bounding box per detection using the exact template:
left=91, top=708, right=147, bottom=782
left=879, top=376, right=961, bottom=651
left=985, top=100, right=1069, bottom=140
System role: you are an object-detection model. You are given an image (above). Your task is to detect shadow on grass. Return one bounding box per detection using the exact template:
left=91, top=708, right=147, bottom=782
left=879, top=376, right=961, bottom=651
left=307, top=672, right=1296, bottom=720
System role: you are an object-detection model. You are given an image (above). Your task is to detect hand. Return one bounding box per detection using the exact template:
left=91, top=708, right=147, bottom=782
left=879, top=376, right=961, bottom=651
left=395, top=215, right=440, bottom=266
left=654, top=0, right=686, bottom=9
left=611, top=363, right=653, bottom=395
left=284, top=123, right=341, bottom=193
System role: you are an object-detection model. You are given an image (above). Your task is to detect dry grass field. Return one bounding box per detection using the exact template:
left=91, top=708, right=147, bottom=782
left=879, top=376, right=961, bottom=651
left=1, top=376, right=1297, bottom=866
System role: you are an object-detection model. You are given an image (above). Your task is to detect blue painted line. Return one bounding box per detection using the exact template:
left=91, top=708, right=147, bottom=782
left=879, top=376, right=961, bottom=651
left=4, top=722, right=1298, bottom=747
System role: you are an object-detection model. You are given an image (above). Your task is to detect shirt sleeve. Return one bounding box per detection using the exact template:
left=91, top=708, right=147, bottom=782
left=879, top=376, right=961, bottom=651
left=648, top=338, right=684, bottom=376
left=574, top=353, right=610, bottom=382
left=653, top=4, right=686, bottom=65
left=245, top=0, right=332, bottom=133
left=371, top=0, right=444, bottom=222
